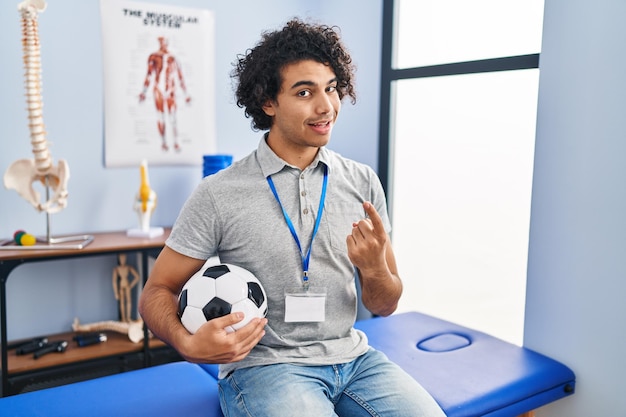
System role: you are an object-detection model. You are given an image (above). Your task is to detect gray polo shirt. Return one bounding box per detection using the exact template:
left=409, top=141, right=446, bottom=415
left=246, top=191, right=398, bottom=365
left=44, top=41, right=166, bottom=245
left=166, top=137, right=391, bottom=378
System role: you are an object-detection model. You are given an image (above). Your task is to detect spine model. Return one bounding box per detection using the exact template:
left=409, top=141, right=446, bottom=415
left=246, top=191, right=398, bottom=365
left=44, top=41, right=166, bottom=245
left=3, top=0, right=71, bottom=214
left=22, top=1, right=51, bottom=175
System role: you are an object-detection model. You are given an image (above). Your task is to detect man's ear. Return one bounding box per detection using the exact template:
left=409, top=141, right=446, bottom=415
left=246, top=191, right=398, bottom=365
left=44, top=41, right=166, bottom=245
left=262, top=100, right=276, bottom=117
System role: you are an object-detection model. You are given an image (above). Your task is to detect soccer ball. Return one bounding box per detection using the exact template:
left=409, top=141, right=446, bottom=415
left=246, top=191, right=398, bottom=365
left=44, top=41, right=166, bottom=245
left=178, top=263, right=268, bottom=334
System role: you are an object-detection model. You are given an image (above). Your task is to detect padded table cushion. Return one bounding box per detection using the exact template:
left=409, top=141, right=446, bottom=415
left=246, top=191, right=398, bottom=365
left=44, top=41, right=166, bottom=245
left=0, top=312, right=575, bottom=417
left=0, top=361, right=222, bottom=417
left=354, top=312, right=575, bottom=417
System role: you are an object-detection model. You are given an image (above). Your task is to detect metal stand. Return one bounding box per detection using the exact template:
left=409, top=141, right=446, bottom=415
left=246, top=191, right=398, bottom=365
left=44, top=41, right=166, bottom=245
left=35, top=209, right=94, bottom=249
left=0, top=176, right=94, bottom=250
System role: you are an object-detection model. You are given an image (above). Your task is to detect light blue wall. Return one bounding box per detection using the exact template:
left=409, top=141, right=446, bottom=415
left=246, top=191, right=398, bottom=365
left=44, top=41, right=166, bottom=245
left=0, top=0, right=382, bottom=339
left=525, top=0, right=626, bottom=416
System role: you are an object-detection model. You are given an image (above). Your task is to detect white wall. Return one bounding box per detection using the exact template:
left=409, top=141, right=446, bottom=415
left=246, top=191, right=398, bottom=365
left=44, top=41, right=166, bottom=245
left=0, top=0, right=382, bottom=339
left=525, top=0, right=626, bottom=416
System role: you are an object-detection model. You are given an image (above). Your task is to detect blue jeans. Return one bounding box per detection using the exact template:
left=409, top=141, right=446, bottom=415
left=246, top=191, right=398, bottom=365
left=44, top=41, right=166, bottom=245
left=218, top=348, right=446, bottom=417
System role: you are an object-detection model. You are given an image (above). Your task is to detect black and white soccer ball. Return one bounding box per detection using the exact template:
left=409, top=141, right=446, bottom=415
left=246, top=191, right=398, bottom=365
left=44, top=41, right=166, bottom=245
left=178, top=263, right=268, bottom=334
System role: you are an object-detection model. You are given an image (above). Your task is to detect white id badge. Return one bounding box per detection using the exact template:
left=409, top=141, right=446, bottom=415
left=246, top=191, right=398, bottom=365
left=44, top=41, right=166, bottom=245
left=284, top=288, right=326, bottom=322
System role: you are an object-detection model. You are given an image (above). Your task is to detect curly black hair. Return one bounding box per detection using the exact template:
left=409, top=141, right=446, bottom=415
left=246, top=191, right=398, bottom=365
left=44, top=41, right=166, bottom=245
left=231, top=18, right=357, bottom=131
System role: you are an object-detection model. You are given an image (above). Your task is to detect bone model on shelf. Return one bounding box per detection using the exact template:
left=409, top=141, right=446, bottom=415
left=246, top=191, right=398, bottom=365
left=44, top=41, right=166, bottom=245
left=127, top=159, right=164, bottom=238
left=135, top=159, right=157, bottom=232
left=72, top=318, right=146, bottom=344
left=3, top=0, right=70, bottom=214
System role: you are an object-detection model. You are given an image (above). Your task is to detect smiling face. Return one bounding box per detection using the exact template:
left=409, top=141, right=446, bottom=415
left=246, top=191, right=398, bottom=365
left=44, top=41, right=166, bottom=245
left=263, top=60, right=341, bottom=169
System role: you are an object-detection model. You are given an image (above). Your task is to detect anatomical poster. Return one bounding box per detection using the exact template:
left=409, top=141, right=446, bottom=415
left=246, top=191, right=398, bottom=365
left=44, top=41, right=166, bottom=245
left=100, top=0, right=216, bottom=167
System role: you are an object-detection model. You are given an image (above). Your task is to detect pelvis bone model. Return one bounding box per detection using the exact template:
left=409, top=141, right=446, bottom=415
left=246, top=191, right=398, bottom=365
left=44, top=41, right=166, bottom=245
left=3, top=0, right=70, bottom=214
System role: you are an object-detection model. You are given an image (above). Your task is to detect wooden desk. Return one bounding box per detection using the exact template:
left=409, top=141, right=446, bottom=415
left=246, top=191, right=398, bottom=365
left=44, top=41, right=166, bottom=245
left=0, top=229, right=172, bottom=396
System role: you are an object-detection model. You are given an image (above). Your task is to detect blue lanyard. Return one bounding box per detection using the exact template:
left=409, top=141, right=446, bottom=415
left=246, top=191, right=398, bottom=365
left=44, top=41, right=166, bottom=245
left=267, top=165, right=328, bottom=290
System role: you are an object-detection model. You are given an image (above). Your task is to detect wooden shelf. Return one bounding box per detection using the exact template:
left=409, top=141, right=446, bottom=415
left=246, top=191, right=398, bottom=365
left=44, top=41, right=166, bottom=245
left=0, top=229, right=171, bottom=262
left=0, top=229, right=173, bottom=396
left=8, top=331, right=168, bottom=375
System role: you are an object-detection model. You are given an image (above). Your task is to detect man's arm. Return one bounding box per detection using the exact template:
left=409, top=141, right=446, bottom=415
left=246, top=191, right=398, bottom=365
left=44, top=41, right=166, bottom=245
left=346, top=202, right=403, bottom=317
left=138, top=246, right=267, bottom=363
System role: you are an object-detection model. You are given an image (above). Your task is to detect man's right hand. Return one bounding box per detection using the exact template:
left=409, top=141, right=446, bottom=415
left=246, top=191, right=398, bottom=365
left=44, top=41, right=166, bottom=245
left=180, top=312, right=267, bottom=364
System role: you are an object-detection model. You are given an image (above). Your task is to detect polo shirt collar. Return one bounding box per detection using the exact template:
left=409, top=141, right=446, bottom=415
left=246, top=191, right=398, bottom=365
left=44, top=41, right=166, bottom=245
left=257, top=135, right=331, bottom=178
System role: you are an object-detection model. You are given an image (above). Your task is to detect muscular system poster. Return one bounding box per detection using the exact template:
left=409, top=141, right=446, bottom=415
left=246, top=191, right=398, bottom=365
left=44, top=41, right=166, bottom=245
left=100, top=0, right=216, bottom=167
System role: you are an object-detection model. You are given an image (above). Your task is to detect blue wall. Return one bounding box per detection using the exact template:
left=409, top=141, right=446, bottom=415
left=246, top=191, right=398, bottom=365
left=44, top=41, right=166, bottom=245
left=0, top=0, right=382, bottom=339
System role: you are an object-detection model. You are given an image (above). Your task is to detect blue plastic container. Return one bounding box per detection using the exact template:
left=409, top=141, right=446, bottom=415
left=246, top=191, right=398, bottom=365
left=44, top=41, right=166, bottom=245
left=203, top=154, right=233, bottom=177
